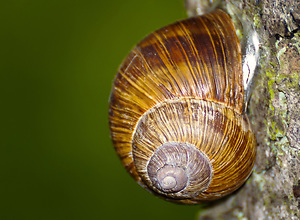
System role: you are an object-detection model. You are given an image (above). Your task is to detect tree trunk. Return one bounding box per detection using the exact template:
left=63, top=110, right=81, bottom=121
left=186, top=0, right=300, bottom=219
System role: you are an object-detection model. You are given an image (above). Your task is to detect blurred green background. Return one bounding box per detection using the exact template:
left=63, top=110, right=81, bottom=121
left=1, top=0, right=201, bottom=219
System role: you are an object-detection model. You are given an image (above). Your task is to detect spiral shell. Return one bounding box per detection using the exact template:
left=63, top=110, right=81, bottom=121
left=109, top=10, right=256, bottom=204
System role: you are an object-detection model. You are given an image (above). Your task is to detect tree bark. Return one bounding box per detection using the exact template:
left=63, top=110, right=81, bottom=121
left=187, top=0, right=300, bottom=219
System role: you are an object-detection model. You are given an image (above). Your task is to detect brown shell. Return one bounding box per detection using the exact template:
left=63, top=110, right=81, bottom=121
left=109, top=10, right=256, bottom=204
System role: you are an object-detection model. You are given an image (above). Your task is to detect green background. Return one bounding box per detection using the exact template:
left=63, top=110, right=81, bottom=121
left=1, top=0, right=201, bottom=219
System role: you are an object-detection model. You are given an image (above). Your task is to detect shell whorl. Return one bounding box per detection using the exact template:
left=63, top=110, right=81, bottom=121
left=109, top=10, right=256, bottom=204
left=131, top=98, right=255, bottom=202
left=145, top=142, right=212, bottom=198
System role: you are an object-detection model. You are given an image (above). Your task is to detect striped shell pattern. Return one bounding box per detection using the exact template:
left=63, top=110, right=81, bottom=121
left=109, top=10, right=256, bottom=204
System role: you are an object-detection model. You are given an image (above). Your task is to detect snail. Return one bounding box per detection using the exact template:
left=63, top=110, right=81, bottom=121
left=109, top=8, right=257, bottom=204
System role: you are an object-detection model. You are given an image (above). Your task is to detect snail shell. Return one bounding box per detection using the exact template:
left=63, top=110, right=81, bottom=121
left=109, top=10, right=256, bottom=204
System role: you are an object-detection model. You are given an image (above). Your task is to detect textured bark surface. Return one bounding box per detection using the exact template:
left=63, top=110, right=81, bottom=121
left=187, top=0, right=300, bottom=219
